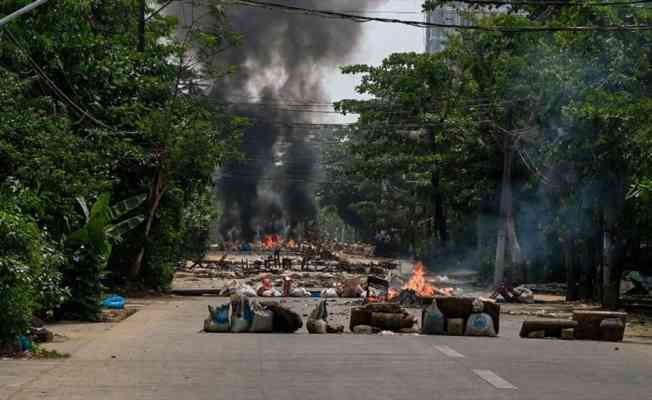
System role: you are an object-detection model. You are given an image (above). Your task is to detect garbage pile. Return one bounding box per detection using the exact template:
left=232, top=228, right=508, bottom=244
left=203, top=294, right=303, bottom=334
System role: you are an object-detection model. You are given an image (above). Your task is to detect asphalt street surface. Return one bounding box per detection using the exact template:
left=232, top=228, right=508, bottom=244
left=2, top=297, right=651, bottom=400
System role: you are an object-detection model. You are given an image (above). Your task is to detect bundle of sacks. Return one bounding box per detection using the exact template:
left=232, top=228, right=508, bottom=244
left=203, top=294, right=303, bottom=333
left=421, top=297, right=497, bottom=337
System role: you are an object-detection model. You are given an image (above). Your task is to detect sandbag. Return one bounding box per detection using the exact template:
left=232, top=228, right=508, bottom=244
left=262, top=302, right=303, bottom=333
left=205, top=304, right=230, bottom=332
left=250, top=302, right=274, bottom=333
left=421, top=300, right=445, bottom=335
left=465, top=313, right=497, bottom=337
left=307, top=300, right=328, bottom=334
left=321, top=288, right=339, bottom=298
left=290, top=287, right=311, bottom=297
left=239, top=284, right=257, bottom=298
left=230, top=295, right=253, bottom=333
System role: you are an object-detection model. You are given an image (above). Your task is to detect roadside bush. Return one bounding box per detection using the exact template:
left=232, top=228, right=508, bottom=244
left=0, top=206, right=68, bottom=346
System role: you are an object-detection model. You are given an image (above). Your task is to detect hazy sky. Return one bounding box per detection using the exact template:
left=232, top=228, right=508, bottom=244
left=320, top=0, right=426, bottom=123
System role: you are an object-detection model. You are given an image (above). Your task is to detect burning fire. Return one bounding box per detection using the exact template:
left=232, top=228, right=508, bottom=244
left=402, top=262, right=436, bottom=298
left=262, top=234, right=280, bottom=250
left=386, top=262, right=453, bottom=301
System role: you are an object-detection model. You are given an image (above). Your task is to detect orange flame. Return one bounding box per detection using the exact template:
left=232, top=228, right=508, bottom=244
left=403, top=262, right=436, bottom=298
left=262, top=234, right=280, bottom=250
left=387, top=262, right=441, bottom=301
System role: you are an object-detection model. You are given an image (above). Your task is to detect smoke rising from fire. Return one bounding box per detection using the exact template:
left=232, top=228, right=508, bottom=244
left=197, top=0, right=380, bottom=241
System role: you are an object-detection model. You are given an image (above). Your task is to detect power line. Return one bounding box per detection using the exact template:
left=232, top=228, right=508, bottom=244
left=234, top=0, right=652, bottom=32
left=5, top=28, right=121, bottom=132
left=430, top=0, right=652, bottom=6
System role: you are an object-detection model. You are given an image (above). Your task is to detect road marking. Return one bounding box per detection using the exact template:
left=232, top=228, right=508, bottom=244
left=434, top=345, right=465, bottom=358
left=473, top=369, right=518, bottom=390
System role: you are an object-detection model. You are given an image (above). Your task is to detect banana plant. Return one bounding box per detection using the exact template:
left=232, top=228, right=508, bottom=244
left=68, top=193, right=147, bottom=255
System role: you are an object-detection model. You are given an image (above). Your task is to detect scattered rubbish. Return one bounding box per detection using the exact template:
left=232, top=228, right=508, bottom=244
left=102, top=295, right=125, bottom=310
left=379, top=330, right=395, bottom=336
left=321, top=288, right=339, bottom=298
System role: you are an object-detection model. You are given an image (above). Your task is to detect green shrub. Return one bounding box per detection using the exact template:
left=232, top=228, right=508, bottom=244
left=0, top=207, right=67, bottom=346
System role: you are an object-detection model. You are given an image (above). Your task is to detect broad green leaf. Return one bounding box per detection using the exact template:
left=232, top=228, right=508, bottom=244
left=110, top=193, right=147, bottom=220
left=106, top=215, right=145, bottom=240
left=76, top=196, right=90, bottom=223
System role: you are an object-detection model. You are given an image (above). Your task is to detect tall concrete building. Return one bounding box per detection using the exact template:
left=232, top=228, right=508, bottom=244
left=425, top=3, right=468, bottom=53
left=425, top=4, right=507, bottom=53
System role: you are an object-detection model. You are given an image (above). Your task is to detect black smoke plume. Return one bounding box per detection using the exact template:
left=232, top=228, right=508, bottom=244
left=193, top=0, right=378, bottom=241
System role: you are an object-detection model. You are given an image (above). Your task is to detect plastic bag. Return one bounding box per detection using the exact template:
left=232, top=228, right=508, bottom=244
left=465, top=313, right=496, bottom=337
left=421, top=300, right=445, bottom=335
left=230, top=295, right=253, bottom=333
left=102, top=295, right=125, bottom=310
left=205, top=304, right=230, bottom=332
left=250, top=302, right=274, bottom=333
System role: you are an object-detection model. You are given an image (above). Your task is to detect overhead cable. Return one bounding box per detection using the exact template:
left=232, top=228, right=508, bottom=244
left=234, top=0, right=652, bottom=32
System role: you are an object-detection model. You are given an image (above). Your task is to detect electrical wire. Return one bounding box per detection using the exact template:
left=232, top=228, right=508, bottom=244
left=4, top=28, right=123, bottom=132
left=234, top=0, right=652, bottom=32
left=429, top=0, right=652, bottom=6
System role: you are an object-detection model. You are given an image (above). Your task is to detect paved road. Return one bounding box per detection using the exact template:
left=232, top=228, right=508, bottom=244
left=2, top=297, right=652, bottom=400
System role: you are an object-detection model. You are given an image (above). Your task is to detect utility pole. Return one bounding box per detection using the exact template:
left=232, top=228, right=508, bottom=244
left=0, top=0, right=49, bottom=28
left=138, top=0, right=146, bottom=52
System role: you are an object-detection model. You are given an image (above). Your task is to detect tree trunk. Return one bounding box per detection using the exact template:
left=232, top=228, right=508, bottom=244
left=494, top=134, right=521, bottom=286
left=427, top=126, right=448, bottom=246
left=127, top=169, right=166, bottom=279
left=602, top=174, right=626, bottom=309
left=564, top=238, right=578, bottom=301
